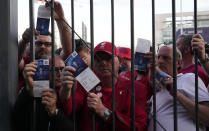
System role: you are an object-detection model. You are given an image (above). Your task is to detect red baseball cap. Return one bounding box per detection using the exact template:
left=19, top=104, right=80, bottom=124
left=94, top=41, right=118, bottom=56
left=117, top=47, right=131, bottom=60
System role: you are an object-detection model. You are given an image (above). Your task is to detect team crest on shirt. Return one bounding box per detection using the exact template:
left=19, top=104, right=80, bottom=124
left=99, top=42, right=106, bottom=49
left=119, top=71, right=130, bottom=80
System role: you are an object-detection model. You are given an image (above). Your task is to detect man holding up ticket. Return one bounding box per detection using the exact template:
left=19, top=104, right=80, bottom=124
left=147, top=45, right=209, bottom=131
left=60, top=41, right=147, bottom=131
left=12, top=56, right=73, bottom=131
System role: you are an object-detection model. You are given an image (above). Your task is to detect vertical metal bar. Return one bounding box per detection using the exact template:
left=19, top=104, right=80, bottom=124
left=90, top=0, right=95, bottom=130
left=194, top=0, right=199, bottom=130
left=29, top=0, right=35, bottom=61
left=50, top=0, right=56, bottom=127
left=151, top=0, right=156, bottom=130
left=194, top=0, right=197, bottom=33
left=51, top=0, right=55, bottom=90
left=130, top=0, right=135, bottom=130
left=172, top=0, right=178, bottom=130
left=111, top=0, right=116, bottom=131
left=29, top=1, right=35, bottom=131
left=71, top=0, right=76, bottom=131
left=90, top=0, right=94, bottom=86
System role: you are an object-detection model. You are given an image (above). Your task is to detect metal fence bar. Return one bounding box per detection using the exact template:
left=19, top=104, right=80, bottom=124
left=130, top=0, right=135, bottom=130
left=90, top=0, right=96, bottom=130
left=29, top=0, right=35, bottom=62
left=71, top=0, right=76, bottom=131
left=151, top=0, right=156, bottom=130
left=194, top=0, right=199, bottom=130
left=29, top=0, right=36, bottom=131
left=111, top=0, right=116, bottom=130
left=50, top=0, right=55, bottom=90
left=171, top=0, right=178, bottom=131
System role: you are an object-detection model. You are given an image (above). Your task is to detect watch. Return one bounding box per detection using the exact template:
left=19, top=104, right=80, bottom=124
left=103, top=108, right=112, bottom=121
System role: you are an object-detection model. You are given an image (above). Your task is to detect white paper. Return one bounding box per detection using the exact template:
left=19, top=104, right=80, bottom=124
left=76, top=67, right=100, bottom=92
left=136, top=38, right=151, bottom=53
left=33, top=80, right=49, bottom=97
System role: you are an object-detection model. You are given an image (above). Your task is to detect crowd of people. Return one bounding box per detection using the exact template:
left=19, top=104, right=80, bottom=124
left=13, top=1, right=209, bottom=131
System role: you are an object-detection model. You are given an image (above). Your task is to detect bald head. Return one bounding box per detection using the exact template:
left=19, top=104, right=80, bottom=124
left=157, top=45, right=182, bottom=76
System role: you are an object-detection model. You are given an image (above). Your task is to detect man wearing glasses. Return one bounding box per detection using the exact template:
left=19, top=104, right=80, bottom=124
left=35, top=35, right=52, bottom=59
left=18, top=1, right=72, bottom=91
left=13, top=56, right=73, bottom=131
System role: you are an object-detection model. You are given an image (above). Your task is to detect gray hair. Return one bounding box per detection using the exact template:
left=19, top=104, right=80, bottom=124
left=163, top=45, right=182, bottom=61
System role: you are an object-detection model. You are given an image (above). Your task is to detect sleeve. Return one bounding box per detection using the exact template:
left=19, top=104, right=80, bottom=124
left=198, top=66, right=209, bottom=87
left=49, top=110, right=73, bottom=131
left=11, top=87, right=34, bottom=131
left=178, top=73, right=209, bottom=102
left=106, top=81, right=147, bottom=131
left=63, top=84, right=87, bottom=116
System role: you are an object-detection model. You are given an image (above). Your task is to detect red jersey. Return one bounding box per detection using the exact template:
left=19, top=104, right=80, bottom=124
left=18, top=56, right=30, bottom=91
left=178, top=64, right=209, bottom=87
left=119, top=71, right=152, bottom=100
left=63, top=77, right=147, bottom=131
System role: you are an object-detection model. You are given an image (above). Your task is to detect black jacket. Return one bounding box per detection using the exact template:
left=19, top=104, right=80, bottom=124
left=11, top=87, right=73, bottom=131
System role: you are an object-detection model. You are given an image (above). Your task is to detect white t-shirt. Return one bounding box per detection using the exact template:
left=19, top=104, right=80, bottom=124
left=148, top=73, right=209, bottom=131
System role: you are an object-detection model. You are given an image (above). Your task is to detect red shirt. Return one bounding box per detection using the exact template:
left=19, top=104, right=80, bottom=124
left=178, top=64, right=209, bottom=87
left=18, top=56, right=30, bottom=91
left=119, top=71, right=152, bottom=100
left=63, top=77, right=147, bottom=131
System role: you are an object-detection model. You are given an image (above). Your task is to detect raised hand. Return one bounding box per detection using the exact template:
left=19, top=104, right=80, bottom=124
left=23, top=61, right=37, bottom=95
left=87, top=93, right=106, bottom=118
left=42, top=88, right=57, bottom=115
left=192, top=34, right=206, bottom=62
left=59, top=66, right=76, bottom=102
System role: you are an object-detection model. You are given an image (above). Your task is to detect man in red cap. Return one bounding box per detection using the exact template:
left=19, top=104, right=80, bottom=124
left=117, top=47, right=132, bottom=73
left=59, top=41, right=147, bottom=131
left=118, top=47, right=152, bottom=101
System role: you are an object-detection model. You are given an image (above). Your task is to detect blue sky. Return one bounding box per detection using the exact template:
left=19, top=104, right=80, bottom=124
left=18, top=0, right=209, bottom=48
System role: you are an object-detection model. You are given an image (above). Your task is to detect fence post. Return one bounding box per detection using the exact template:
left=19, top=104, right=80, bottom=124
left=0, top=0, right=18, bottom=130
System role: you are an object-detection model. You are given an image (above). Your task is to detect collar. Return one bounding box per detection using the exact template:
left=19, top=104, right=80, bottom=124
left=177, top=73, right=183, bottom=77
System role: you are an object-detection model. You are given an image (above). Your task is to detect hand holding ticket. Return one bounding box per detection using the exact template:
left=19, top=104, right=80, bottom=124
left=65, top=51, right=100, bottom=92
left=33, top=59, right=50, bottom=97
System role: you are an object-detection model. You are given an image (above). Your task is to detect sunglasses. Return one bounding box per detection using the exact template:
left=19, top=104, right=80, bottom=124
left=35, top=41, right=52, bottom=47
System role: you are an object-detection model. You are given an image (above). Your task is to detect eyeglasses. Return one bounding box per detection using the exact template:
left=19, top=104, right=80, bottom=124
left=35, top=41, right=52, bottom=47
left=50, top=67, right=64, bottom=73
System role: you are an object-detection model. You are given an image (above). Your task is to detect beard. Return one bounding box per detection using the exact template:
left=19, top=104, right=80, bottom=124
left=35, top=51, right=50, bottom=59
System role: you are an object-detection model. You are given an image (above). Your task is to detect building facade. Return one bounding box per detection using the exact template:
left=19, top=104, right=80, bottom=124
left=156, top=11, right=209, bottom=46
